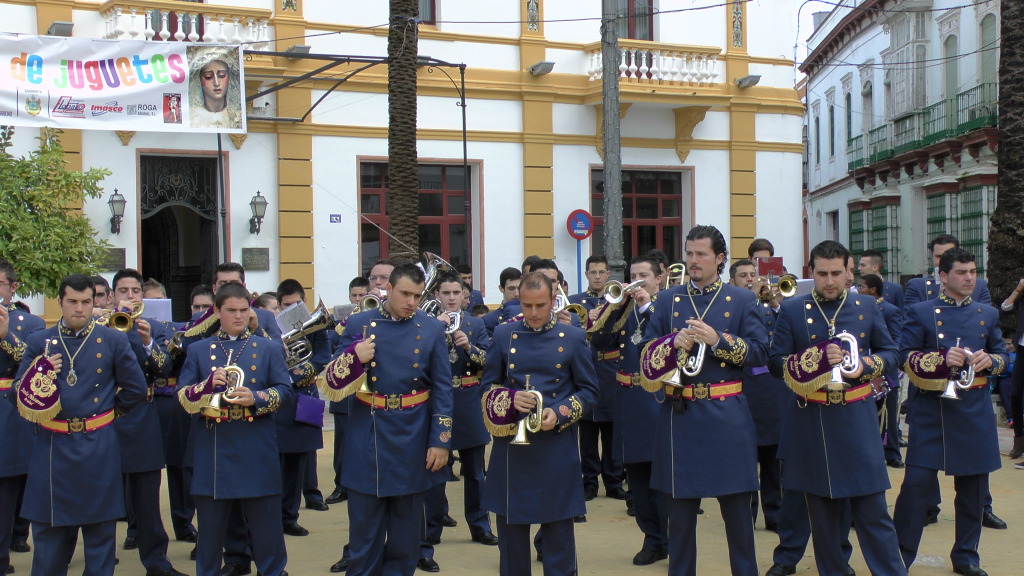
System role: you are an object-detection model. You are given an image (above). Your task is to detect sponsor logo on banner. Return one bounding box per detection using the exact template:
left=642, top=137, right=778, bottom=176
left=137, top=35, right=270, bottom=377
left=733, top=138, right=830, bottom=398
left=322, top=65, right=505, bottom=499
left=24, top=94, right=42, bottom=116
left=90, top=101, right=124, bottom=116
left=52, top=96, right=86, bottom=118
left=126, top=103, right=159, bottom=117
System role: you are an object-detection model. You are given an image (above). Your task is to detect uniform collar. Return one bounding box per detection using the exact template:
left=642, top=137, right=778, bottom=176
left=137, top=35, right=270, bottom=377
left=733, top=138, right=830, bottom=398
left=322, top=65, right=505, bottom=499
left=585, top=289, right=599, bottom=298
left=687, top=278, right=722, bottom=295
left=379, top=304, right=414, bottom=322
left=217, top=328, right=253, bottom=340
left=58, top=319, right=94, bottom=337
left=875, top=297, right=884, bottom=305
left=812, top=289, right=848, bottom=303
left=939, top=291, right=972, bottom=306
left=524, top=314, right=558, bottom=333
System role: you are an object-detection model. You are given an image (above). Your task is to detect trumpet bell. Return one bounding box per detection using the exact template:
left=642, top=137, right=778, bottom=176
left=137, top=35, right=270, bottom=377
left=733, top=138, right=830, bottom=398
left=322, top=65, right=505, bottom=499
left=358, top=294, right=382, bottom=313
left=777, top=274, right=798, bottom=298
left=108, top=311, right=133, bottom=332
left=940, top=379, right=961, bottom=400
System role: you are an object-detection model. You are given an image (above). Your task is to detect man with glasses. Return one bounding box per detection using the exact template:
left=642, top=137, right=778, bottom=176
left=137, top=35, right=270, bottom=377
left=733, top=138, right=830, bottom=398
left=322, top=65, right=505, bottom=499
left=572, top=256, right=627, bottom=503
left=90, top=276, right=113, bottom=310
left=367, top=259, right=395, bottom=300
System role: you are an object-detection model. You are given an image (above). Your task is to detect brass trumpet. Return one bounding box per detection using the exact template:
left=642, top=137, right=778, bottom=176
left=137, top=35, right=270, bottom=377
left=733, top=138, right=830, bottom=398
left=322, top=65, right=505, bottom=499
left=511, top=377, right=544, bottom=445
left=665, top=263, right=686, bottom=289
left=99, top=301, right=145, bottom=332
left=757, top=274, right=798, bottom=301
left=601, top=279, right=645, bottom=305
left=828, top=331, right=862, bottom=387
left=200, top=365, right=245, bottom=418
left=554, top=285, right=588, bottom=323
left=941, top=338, right=975, bottom=400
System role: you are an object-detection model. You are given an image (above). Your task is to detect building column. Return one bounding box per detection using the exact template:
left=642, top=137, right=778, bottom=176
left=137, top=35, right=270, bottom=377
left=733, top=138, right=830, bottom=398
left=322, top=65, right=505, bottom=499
left=725, top=0, right=756, bottom=260
left=520, top=3, right=555, bottom=258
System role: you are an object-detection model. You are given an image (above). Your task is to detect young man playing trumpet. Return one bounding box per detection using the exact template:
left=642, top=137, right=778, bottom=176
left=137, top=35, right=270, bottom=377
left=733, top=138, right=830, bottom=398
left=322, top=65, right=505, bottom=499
left=769, top=240, right=905, bottom=576
left=893, top=248, right=1008, bottom=576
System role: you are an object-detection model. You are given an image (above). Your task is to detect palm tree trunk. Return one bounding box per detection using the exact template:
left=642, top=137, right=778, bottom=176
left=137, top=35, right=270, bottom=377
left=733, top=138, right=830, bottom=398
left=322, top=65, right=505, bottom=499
left=387, top=0, right=420, bottom=262
left=994, top=0, right=1024, bottom=332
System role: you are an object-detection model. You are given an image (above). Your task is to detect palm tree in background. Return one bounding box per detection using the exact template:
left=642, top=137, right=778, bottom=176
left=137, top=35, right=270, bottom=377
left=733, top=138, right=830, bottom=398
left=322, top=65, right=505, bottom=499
left=387, top=0, right=420, bottom=261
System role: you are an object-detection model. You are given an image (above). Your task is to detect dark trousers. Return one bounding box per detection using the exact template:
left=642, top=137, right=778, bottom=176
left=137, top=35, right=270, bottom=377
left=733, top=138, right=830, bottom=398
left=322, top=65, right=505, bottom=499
left=894, top=465, right=984, bottom=568
left=332, top=413, right=348, bottom=496
left=578, top=419, right=621, bottom=493
left=668, top=493, right=756, bottom=576
left=124, top=470, right=172, bottom=573
left=12, top=476, right=27, bottom=544
left=805, top=492, right=905, bottom=576
left=223, top=502, right=252, bottom=569
left=623, top=462, right=667, bottom=553
left=280, top=451, right=308, bottom=524
left=881, top=390, right=903, bottom=463
left=749, top=445, right=781, bottom=528
left=923, top=471, right=993, bottom=518
left=195, top=495, right=286, bottom=576
left=496, top=515, right=575, bottom=576
left=166, top=464, right=195, bottom=536
left=0, top=475, right=22, bottom=574
left=1011, top=345, right=1024, bottom=437
left=33, top=521, right=116, bottom=576
left=455, top=445, right=490, bottom=537
left=420, top=482, right=447, bottom=558
left=303, top=451, right=322, bottom=504
left=348, top=489, right=424, bottom=576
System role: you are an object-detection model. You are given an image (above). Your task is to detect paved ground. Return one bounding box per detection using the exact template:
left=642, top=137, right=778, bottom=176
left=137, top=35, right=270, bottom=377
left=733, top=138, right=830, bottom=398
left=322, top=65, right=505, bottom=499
left=21, top=421, right=1022, bottom=576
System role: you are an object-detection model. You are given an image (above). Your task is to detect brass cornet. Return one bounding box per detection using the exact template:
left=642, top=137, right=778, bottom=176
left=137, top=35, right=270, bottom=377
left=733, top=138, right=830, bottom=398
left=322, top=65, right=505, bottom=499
left=758, top=274, right=798, bottom=301
left=200, top=365, right=245, bottom=418
left=601, top=279, right=645, bottom=305
left=99, top=301, right=145, bottom=332
left=511, top=377, right=544, bottom=445
left=828, top=331, right=862, bottom=387
left=554, top=285, right=588, bottom=323
left=941, top=338, right=975, bottom=400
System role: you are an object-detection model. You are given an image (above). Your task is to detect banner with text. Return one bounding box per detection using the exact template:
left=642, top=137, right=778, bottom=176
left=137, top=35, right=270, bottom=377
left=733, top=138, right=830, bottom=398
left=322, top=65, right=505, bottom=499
left=1, top=36, right=246, bottom=134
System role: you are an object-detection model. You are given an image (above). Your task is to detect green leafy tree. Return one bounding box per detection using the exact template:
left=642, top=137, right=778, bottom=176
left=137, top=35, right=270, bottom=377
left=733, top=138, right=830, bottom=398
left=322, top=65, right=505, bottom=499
left=0, top=126, right=112, bottom=298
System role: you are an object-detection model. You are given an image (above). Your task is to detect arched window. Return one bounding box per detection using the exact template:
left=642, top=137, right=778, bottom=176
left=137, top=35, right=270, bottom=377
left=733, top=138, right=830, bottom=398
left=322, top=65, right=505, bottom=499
left=845, top=92, right=853, bottom=141
left=828, top=105, right=835, bottom=157
left=943, top=35, right=959, bottom=99
left=814, top=116, right=821, bottom=165
left=980, top=14, right=997, bottom=86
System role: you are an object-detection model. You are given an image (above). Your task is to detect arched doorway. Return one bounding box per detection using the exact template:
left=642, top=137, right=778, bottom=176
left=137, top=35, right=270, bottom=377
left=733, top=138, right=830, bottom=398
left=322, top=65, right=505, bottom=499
left=139, top=155, right=219, bottom=322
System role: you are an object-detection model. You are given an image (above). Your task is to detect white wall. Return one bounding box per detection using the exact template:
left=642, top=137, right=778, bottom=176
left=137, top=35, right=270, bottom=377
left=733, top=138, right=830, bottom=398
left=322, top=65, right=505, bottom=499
left=755, top=150, right=804, bottom=266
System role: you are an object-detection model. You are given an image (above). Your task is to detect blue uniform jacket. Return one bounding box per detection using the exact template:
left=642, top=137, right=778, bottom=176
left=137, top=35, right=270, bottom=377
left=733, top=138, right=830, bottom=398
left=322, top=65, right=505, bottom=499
left=16, top=323, right=148, bottom=526
left=878, top=298, right=904, bottom=385
left=332, top=308, right=454, bottom=498
left=572, top=290, right=618, bottom=422
left=274, top=328, right=330, bottom=453
left=742, top=301, right=790, bottom=447
left=447, top=313, right=491, bottom=451
left=483, top=299, right=521, bottom=339
left=115, top=318, right=173, bottom=473
left=901, top=295, right=1007, bottom=476
left=769, top=291, right=896, bottom=498
left=592, top=299, right=659, bottom=464
left=905, top=275, right=990, bottom=306
left=882, top=280, right=904, bottom=308
left=640, top=280, right=766, bottom=498
left=178, top=330, right=294, bottom=499
left=0, top=305, right=44, bottom=477
left=481, top=317, right=598, bottom=523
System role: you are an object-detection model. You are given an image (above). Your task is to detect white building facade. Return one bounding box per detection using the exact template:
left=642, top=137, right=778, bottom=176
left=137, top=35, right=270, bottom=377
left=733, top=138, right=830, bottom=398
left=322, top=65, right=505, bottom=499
left=3, top=0, right=803, bottom=320
left=802, top=0, right=999, bottom=282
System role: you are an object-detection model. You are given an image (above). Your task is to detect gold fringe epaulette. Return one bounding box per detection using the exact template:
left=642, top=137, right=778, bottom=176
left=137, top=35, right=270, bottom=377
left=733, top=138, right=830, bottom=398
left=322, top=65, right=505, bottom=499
left=587, top=300, right=628, bottom=334
left=183, top=309, right=218, bottom=338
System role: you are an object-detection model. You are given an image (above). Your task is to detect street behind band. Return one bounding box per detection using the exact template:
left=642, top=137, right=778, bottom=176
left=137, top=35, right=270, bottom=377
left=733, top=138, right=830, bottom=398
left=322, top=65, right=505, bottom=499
left=3, top=225, right=1017, bottom=576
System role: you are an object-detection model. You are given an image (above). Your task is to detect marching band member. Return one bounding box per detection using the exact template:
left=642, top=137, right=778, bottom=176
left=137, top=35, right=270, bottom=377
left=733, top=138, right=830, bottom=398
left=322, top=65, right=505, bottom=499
left=856, top=273, right=905, bottom=469
left=14, top=274, right=148, bottom=576
left=857, top=250, right=904, bottom=308
left=893, top=248, right=1008, bottom=576
left=319, top=263, right=452, bottom=576
left=905, top=235, right=991, bottom=306
left=177, top=281, right=294, bottom=576
left=481, top=271, right=598, bottom=576
left=588, top=255, right=668, bottom=565
left=483, top=268, right=522, bottom=339
left=638, top=225, right=767, bottom=576
left=769, top=241, right=906, bottom=576
left=0, top=258, right=45, bottom=575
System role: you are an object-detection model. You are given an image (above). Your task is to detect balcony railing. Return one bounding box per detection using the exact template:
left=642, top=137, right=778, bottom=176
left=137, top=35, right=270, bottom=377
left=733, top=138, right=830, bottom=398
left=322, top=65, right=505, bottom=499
left=98, top=0, right=272, bottom=46
left=846, top=83, right=998, bottom=173
left=868, top=125, right=892, bottom=164
left=586, top=40, right=721, bottom=85
left=847, top=134, right=864, bottom=171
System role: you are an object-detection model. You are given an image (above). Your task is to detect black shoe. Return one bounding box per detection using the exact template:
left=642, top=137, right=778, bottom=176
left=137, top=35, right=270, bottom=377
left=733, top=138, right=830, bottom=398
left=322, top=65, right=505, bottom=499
left=305, top=500, right=329, bottom=511
left=584, top=486, right=597, bottom=501
left=845, top=565, right=856, bottom=576
left=626, top=499, right=636, bottom=517
left=5, top=566, right=13, bottom=574
left=764, top=563, right=796, bottom=576
left=442, top=514, right=457, bottom=527
left=447, top=470, right=460, bottom=482
left=147, top=569, right=188, bottom=576
left=283, top=522, right=309, bottom=537
left=536, top=550, right=543, bottom=562
left=632, top=549, right=668, bottom=566
left=886, top=458, right=905, bottom=469
left=123, top=535, right=138, bottom=550
left=219, top=565, right=251, bottom=576
left=573, top=515, right=586, bottom=523
left=764, top=522, right=778, bottom=533
left=697, top=507, right=704, bottom=515
left=924, top=510, right=939, bottom=525
left=175, top=528, right=198, bottom=543
left=982, top=510, right=1007, bottom=529
left=330, top=557, right=350, bottom=573
left=9, top=540, right=29, bottom=553
left=471, top=531, right=499, bottom=546
left=952, top=565, right=988, bottom=576
left=606, top=487, right=629, bottom=500
left=898, top=438, right=908, bottom=447
left=416, top=557, right=440, bottom=573
left=190, top=546, right=197, bottom=561
left=325, top=488, right=347, bottom=504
